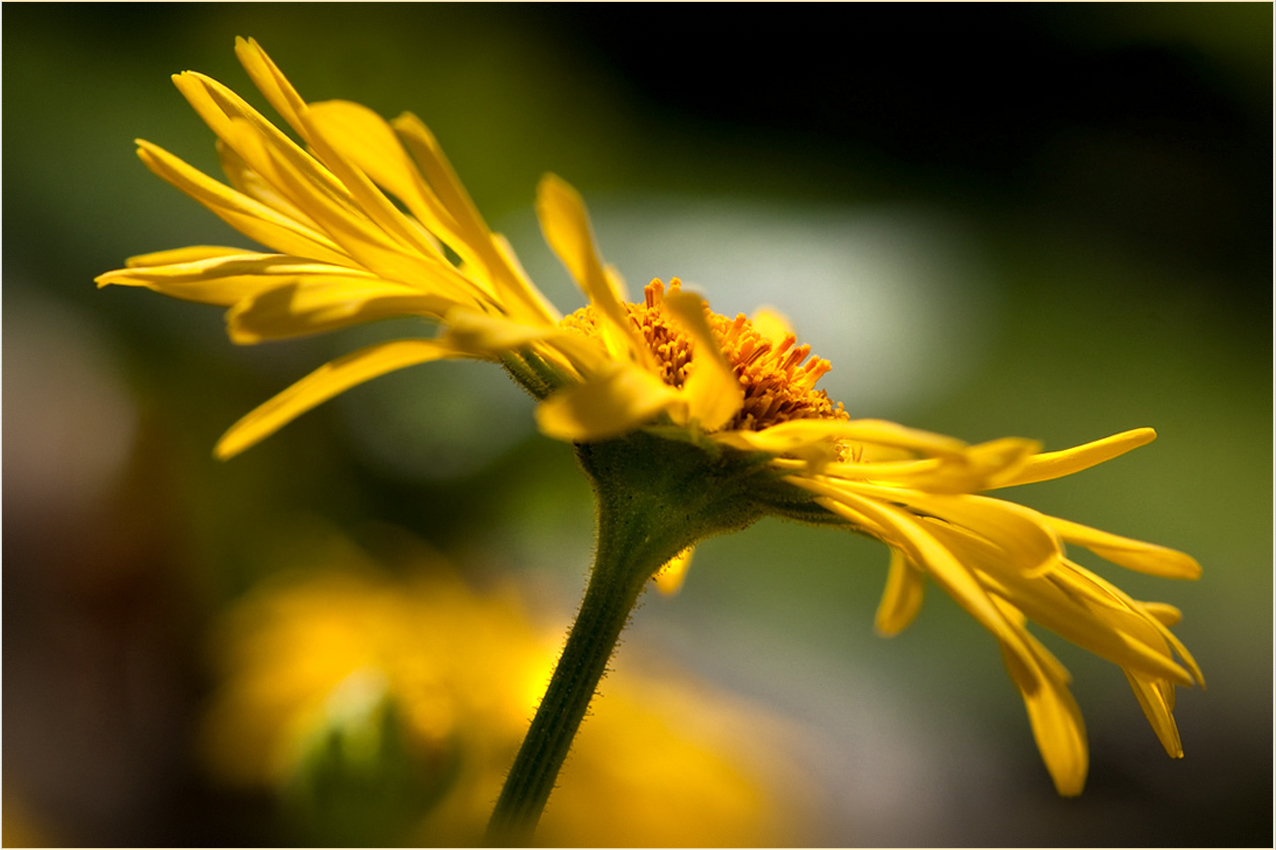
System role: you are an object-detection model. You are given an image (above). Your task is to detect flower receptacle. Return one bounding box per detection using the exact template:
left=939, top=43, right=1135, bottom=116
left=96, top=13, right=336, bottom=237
left=576, top=428, right=778, bottom=586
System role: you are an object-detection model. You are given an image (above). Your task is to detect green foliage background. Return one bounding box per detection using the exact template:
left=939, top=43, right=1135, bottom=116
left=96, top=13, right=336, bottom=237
left=4, top=4, right=1271, bottom=846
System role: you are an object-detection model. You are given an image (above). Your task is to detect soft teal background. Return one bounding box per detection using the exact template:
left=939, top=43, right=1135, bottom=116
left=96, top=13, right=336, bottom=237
left=4, top=4, right=1271, bottom=846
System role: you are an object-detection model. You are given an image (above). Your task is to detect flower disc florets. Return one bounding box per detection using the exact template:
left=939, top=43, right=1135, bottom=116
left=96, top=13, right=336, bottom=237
left=560, top=279, right=848, bottom=433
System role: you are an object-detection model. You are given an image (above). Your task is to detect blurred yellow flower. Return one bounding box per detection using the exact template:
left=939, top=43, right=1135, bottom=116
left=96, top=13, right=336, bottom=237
left=1, top=791, right=62, bottom=849
left=103, top=38, right=1202, bottom=800
left=199, top=529, right=813, bottom=846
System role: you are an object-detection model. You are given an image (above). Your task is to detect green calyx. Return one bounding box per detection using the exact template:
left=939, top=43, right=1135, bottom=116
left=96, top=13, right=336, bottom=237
left=486, top=425, right=833, bottom=845
left=591, top=425, right=849, bottom=541
left=501, top=351, right=569, bottom=401
left=576, top=427, right=775, bottom=577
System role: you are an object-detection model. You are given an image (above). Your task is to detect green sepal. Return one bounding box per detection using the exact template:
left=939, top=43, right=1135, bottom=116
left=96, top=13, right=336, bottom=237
left=501, top=349, right=577, bottom=401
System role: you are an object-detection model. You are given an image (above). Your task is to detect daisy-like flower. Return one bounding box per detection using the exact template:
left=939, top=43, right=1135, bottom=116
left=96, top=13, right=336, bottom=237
left=99, top=38, right=1202, bottom=840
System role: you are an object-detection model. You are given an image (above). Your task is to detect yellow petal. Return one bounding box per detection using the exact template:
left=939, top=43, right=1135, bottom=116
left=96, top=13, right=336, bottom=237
left=1123, top=669, right=1184, bottom=758
left=125, top=246, right=257, bottom=268
left=1045, top=560, right=1200, bottom=686
left=874, top=549, right=925, bottom=637
left=234, top=37, right=310, bottom=140
left=217, top=140, right=314, bottom=224
left=803, top=456, right=946, bottom=482
left=393, top=113, right=562, bottom=326
left=135, top=141, right=352, bottom=266
left=306, top=101, right=461, bottom=246
left=174, top=72, right=423, bottom=277
left=99, top=253, right=453, bottom=341
left=306, top=100, right=518, bottom=311
left=904, top=514, right=1193, bottom=687
left=97, top=253, right=331, bottom=306
left=962, top=436, right=1042, bottom=483
left=172, top=69, right=333, bottom=187
left=760, top=419, right=968, bottom=461
left=442, top=308, right=605, bottom=377
left=990, top=428, right=1157, bottom=489
left=796, top=478, right=1036, bottom=669
left=225, top=120, right=469, bottom=295
left=1139, top=602, right=1182, bottom=626
left=833, top=419, right=970, bottom=457
left=653, top=547, right=695, bottom=596
left=749, top=306, right=793, bottom=343
left=1057, top=559, right=1202, bottom=686
left=1047, top=516, right=1201, bottom=579
left=290, top=109, right=468, bottom=281
left=1146, top=615, right=1206, bottom=688
left=170, top=70, right=356, bottom=230
left=227, top=281, right=455, bottom=344
left=999, top=636, right=1089, bottom=796
left=663, top=289, right=744, bottom=431
left=714, top=427, right=843, bottom=470
left=215, top=338, right=459, bottom=458
left=811, top=437, right=1040, bottom=495
left=719, top=418, right=969, bottom=473
left=852, top=485, right=1060, bottom=576
left=535, top=174, right=650, bottom=366
left=969, top=556, right=1192, bottom=686
left=534, top=363, right=683, bottom=442
left=391, top=113, right=502, bottom=266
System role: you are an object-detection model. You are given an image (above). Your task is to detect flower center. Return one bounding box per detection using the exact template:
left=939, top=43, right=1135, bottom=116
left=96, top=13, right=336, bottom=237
left=560, top=279, right=848, bottom=432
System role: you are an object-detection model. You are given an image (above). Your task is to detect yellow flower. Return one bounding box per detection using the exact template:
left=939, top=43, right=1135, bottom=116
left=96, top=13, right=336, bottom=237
left=200, top=532, right=814, bottom=846
left=100, top=38, right=1202, bottom=798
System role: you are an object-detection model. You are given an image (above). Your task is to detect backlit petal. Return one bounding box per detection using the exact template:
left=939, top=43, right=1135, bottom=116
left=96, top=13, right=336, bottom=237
left=535, top=363, right=683, bottom=442
left=215, top=338, right=460, bottom=459
left=393, top=113, right=562, bottom=325
left=1047, top=516, right=1201, bottom=579
left=227, top=282, right=455, bottom=344
left=1123, top=670, right=1184, bottom=758
left=217, top=140, right=314, bottom=224
left=749, top=306, right=793, bottom=343
left=125, top=246, right=257, bottom=268
left=227, top=121, right=462, bottom=292
left=796, top=479, right=1037, bottom=672
left=875, top=549, right=925, bottom=637
left=999, top=636, right=1089, bottom=796
left=442, top=309, right=605, bottom=378
left=664, top=290, right=744, bottom=431
left=234, top=37, right=310, bottom=139
left=851, top=485, right=1060, bottom=576
left=135, top=141, right=352, bottom=266
left=1140, top=602, right=1183, bottom=626
left=767, top=419, right=968, bottom=460
left=990, top=428, right=1157, bottom=489
left=98, top=253, right=345, bottom=307
left=536, top=175, right=650, bottom=367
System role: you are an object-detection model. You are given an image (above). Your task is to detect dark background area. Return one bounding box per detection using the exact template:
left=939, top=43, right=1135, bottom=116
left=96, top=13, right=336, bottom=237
left=4, top=3, right=1271, bottom=847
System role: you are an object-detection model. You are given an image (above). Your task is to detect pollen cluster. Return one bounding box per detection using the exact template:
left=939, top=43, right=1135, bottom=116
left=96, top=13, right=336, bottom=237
left=560, top=279, right=848, bottom=432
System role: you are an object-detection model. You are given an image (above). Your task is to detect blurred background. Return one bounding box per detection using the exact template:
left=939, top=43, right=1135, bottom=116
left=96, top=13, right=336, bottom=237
left=3, top=4, right=1271, bottom=846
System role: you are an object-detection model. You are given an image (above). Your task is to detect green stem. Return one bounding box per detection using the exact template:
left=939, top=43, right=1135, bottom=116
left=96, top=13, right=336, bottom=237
left=483, top=539, right=648, bottom=846
left=484, top=430, right=791, bottom=846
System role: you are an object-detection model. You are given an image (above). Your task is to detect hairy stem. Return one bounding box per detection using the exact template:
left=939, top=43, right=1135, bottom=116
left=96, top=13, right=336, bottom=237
left=484, top=430, right=784, bottom=845
left=483, top=546, right=647, bottom=845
